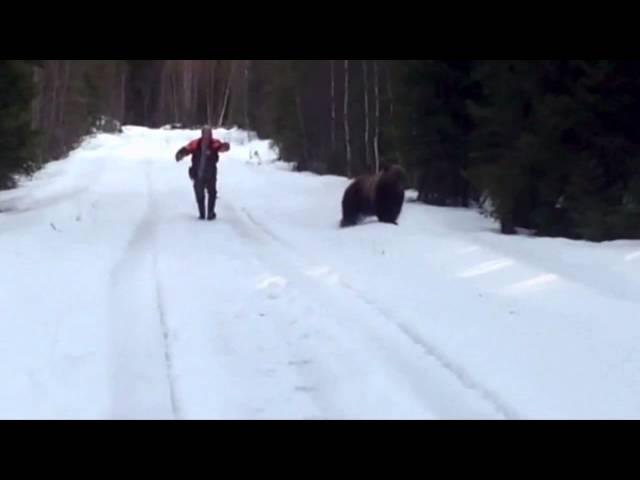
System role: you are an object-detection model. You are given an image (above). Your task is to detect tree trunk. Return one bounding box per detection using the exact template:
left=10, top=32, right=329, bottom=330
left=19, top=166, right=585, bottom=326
left=183, top=60, right=191, bottom=122
left=44, top=61, right=61, bottom=157
left=218, top=60, right=234, bottom=127
left=205, top=87, right=212, bottom=126
left=362, top=60, right=370, bottom=170
left=191, top=60, right=199, bottom=124
left=461, top=176, right=470, bottom=208
left=295, top=79, right=308, bottom=170
left=344, top=60, right=352, bottom=177
left=171, top=68, right=179, bottom=123
left=244, top=60, right=251, bottom=129
left=385, top=61, right=394, bottom=120
left=373, top=60, right=380, bottom=173
left=31, top=66, right=41, bottom=130
left=210, top=60, right=217, bottom=125
left=57, top=60, right=72, bottom=149
left=120, top=65, right=127, bottom=123
left=501, top=217, right=516, bottom=235
left=384, top=61, right=402, bottom=163
left=31, top=65, right=43, bottom=162
left=58, top=60, right=70, bottom=126
left=330, top=59, right=336, bottom=151
left=204, top=60, right=216, bottom=125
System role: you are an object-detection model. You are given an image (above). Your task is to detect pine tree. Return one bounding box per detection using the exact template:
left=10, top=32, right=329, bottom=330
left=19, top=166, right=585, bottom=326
left=0, top=61, right=39, bottom=189
left=466, top=61, right=543, bottom=234
left=399, top=60, right=477, bottom=206
left=557, top=61, right=640, bottom=240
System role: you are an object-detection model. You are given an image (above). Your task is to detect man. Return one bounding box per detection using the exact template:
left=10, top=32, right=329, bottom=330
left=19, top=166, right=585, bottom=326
left=175, top=126, right=230, bottom=220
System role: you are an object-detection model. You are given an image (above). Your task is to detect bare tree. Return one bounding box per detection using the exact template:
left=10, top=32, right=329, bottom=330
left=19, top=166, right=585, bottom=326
left=244, top=60, right=251, bottom=129
left=44, top=62, right=60, bottom=155
left=119, top=62, right=127, bottom=123
left=330, top=59, right=336, bottom=151
left=218, top=60, right=235, bottom=127
left=183, top=60, right=192, bottom=121
left=373, top=60, right=381, bottom=173
left=385, top=61, right=395, bottom=120
left=384, top=60, right=402, bottom=163
left=57, top=60, right=72, bottom=148
left=31, top=66, right=41, bottom=130
left=169, top=63, right=179, bottom=122
left=362, top=60, right=370, bottom=169
left=295, top=81, right=308, bottom=169
left=205, top=60, right=217, bottom=125
left=193, top=60, right=201, bottom=123
left=343, top=59, right=352, bottom=177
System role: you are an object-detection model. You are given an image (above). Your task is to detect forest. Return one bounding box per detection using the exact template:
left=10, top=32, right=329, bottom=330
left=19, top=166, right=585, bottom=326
left=1, top=60, right=639, bottom=241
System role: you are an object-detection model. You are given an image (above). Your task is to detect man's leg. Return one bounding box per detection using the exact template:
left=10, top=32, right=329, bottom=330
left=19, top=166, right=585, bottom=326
left=206, top=167, right=218, bottom=220
left=193, top=179, right=206, bottom=219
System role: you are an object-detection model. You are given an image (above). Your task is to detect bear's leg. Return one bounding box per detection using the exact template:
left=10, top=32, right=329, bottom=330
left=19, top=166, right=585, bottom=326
left=340, top=215, right=359, bottom=228
left=340, top=183, right=362, bottom=227
left=376, top=191, right=404, bottom=225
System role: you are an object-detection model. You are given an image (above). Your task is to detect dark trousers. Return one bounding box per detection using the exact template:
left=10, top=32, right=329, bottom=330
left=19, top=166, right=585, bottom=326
left=193, top=167, right=217, bottom=219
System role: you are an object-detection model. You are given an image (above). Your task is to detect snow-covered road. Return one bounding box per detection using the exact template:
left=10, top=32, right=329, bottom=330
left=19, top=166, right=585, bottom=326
left=1, top=126, right=640, bottom=419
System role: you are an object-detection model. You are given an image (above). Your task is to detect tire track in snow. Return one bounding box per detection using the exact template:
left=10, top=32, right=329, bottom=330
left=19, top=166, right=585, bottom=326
left=152, top=249, right=180, bottom=418
left=107, top=161, right=179, bottom=420
left=236, top=202, right=518, bottom=418
left=147, top=164, right=181, bottom=420
left=337, top=279, right=519, bottom=420
left=222, top=199, right=513, bottom=419
left=218, top=203, right=330, bottom=417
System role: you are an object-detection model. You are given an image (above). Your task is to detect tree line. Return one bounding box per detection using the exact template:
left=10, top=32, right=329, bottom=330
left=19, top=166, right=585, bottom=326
left=1, top=60, right=639, bottom=241
left=0, top=60, right=242, bottom=190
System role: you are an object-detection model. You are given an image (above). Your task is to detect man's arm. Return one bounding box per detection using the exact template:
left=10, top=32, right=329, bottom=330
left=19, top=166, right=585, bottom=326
left=175, top=140, right=199, bottom=161
left=212, top=139, right=231, bottom=153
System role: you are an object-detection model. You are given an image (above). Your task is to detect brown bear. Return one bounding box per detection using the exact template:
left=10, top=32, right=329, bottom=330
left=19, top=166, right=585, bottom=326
left=340, top=164, right=407, bottom=228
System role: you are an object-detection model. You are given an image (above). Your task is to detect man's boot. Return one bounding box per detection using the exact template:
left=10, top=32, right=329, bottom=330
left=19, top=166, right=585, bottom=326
left=207, top=192, right=216, bottom=220
left=195, top=186, right=206, bottom=220
left=197, top=199, right=205, bottom=220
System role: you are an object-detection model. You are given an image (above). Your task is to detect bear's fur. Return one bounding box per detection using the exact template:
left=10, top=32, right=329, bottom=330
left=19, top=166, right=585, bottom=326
left=340, top=164, right=407, bottom=228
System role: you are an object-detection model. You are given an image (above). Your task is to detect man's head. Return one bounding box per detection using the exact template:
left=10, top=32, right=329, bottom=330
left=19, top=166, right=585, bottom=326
left=201, top=125, right=212, bottom=141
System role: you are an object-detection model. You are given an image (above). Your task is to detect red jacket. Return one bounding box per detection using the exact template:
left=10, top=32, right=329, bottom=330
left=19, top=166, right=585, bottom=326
left=176, top=137, right=230, bottom=179
left=180, top=138, right=230, bottom=157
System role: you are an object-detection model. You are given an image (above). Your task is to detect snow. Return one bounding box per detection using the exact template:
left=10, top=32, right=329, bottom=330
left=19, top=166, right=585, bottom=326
left=1, top=125, right=640, bottom=419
